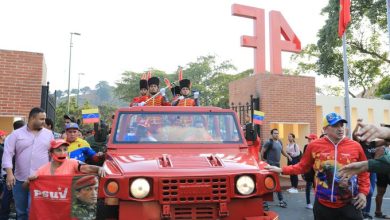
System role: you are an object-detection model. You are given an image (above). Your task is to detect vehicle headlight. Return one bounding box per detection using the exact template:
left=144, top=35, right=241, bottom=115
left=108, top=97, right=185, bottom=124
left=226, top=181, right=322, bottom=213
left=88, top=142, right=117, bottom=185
left=236, top=175, right=255, bottom=195
left=130, top=178, right=150, bottom=199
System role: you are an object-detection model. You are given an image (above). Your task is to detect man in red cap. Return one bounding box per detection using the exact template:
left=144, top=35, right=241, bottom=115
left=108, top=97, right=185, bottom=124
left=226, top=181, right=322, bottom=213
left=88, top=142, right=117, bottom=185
left=302, top=133, right=318, bottom=209
left=266, top=112, right=369, bottom=220
left=72, top=175, right=99, bottom=219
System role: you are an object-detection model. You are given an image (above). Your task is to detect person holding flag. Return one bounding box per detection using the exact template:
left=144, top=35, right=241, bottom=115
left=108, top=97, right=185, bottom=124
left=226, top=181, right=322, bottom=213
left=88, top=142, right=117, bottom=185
left=23, top=139, right=105, bottom=187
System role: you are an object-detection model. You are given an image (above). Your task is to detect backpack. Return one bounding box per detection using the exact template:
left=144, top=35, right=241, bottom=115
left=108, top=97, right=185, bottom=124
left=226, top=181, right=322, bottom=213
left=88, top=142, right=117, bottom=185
left=263, top=139, right=272, bottom=160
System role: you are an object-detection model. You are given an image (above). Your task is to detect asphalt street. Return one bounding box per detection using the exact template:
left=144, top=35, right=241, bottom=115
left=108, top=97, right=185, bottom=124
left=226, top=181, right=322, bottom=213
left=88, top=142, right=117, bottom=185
left=269, top=188, right=390, bottom=220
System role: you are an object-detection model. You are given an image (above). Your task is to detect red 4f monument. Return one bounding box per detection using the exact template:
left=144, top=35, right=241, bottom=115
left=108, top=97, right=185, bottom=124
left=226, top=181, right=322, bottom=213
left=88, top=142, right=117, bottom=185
left=230, top=4, right=317, bottom=164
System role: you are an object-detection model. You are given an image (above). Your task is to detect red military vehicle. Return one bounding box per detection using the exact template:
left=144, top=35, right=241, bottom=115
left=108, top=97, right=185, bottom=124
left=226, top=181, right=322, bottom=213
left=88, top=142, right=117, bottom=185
left=98, top=106, right=280, bottom=220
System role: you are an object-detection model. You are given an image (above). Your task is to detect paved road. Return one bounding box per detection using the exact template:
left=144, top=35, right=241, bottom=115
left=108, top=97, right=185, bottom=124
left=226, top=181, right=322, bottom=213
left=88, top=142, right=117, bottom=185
left=268, top=188, right=390, bottom=220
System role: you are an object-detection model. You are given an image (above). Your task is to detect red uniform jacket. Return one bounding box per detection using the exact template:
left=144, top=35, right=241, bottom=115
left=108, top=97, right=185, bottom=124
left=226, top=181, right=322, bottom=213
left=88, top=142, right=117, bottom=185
left=282, top=137, right=369, bottom=208
left=144, top=95, right=171, bottom=106
left=130, top=95, right=149, bottom=107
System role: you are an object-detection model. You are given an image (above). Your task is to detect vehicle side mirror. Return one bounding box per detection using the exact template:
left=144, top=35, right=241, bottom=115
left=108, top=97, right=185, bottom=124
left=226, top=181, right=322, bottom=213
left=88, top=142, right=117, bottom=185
left=245, top=123, right=256, bottom=142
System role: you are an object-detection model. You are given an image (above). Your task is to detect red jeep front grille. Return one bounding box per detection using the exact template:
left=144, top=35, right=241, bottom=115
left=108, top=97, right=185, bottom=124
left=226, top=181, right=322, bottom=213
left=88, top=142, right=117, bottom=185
left=172, top=204, right=217, bottom=219
left=160, top=177, right=229, bottom=204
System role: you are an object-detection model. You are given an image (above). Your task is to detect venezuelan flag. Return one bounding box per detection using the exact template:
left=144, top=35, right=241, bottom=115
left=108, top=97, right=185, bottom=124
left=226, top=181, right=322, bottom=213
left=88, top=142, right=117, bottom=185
left=253, top=110, right=264, bottom=125
left=82, top=108, right=100, bottom=124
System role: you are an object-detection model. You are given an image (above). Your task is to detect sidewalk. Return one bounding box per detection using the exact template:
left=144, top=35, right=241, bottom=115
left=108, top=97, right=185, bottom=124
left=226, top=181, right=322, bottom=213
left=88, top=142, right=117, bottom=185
left=279, top=175, right=306, bottom=190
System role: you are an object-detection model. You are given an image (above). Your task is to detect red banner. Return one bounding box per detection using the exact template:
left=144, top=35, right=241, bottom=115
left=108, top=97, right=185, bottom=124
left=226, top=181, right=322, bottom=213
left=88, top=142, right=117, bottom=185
left=30, top=175, right=99, bottom=220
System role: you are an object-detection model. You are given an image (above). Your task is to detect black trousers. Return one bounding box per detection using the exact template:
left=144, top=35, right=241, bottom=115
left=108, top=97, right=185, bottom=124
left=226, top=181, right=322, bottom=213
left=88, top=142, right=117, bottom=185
left=313, top=199, right=363, bottom=220
left=287, top=156, right=299, bottom=188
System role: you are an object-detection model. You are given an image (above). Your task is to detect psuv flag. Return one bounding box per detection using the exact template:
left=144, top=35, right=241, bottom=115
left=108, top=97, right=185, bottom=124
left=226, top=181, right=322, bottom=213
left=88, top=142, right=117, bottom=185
left=30, top=175, right=99, bottom=220
left=253, top=110, right=265, bottom=125
left=82, top=109, right=100, bottom=124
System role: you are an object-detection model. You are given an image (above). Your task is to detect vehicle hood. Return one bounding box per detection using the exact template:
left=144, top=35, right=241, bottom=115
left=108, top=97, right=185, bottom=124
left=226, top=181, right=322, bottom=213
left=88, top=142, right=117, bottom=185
left=107, top=151, right=261, bottom=176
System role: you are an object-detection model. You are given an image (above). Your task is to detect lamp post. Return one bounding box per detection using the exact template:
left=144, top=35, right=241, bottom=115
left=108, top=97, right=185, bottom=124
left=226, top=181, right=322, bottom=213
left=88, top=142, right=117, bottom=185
left=77, top=72, right=85, bottom=106
left=67, top=32, right=81, bottom=113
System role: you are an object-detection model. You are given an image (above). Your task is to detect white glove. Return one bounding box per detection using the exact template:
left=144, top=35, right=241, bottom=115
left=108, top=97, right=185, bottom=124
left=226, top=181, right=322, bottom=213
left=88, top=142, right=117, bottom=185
left=139, top=101, right=145, bottom=106
left=193, top=92, right=199, bottom=99
left=178, top=96, right=184, bottom=100
left=160, top=88, right=166, bottom=96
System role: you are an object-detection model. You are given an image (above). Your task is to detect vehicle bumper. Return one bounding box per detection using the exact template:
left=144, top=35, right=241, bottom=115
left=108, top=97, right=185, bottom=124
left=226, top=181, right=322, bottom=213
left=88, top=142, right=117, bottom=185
left=118, top=198, right=279, bottom=220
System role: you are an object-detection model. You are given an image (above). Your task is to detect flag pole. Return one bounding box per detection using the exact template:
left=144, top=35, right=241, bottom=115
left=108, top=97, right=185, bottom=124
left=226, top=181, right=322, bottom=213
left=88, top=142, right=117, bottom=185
left=342, top=32, right=352, bottom=138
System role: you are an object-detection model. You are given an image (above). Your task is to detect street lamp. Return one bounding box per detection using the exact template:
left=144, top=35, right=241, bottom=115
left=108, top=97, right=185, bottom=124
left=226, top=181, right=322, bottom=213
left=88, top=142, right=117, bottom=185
left=67, top=32, right=81, bottom=113
left=77, top=72, right=85, bottom=106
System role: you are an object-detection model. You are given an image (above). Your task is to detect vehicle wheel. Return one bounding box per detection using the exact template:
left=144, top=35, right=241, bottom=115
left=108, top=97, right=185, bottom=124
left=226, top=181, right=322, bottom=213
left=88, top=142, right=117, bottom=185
left=96, top=199, right=119, bottom=220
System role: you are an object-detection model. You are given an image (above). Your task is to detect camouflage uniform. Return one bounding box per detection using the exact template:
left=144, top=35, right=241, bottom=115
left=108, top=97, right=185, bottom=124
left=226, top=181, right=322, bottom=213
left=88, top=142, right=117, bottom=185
left=72, top=199, right=97, bottom=220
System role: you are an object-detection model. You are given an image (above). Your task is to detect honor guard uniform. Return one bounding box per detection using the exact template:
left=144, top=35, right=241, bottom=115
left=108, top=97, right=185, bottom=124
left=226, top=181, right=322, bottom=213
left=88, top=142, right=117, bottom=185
left=130, top=78, right=149, bottom=107
left=172, top=79, right=200, bottom=106
left=144, top=77, right=171, bottom=106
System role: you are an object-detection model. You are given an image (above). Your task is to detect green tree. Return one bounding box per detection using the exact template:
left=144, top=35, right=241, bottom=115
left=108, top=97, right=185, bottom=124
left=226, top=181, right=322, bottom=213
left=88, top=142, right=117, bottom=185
left=375, top=76, right=390, bottom=97
left=291, top=0, right=389, bottom=97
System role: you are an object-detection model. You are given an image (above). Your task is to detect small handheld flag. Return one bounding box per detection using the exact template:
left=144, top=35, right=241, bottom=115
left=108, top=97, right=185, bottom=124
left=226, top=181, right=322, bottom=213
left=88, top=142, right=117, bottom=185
left=253, top=110, right=264, bottom=125
left=82, top=108, right=100, bottom=124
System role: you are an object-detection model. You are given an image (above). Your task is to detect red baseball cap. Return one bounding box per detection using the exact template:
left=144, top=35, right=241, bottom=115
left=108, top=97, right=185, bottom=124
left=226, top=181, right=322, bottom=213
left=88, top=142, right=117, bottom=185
left=50, top=139, right=69, bottom=150
left=74, top=175, right=98, bottom=190
left=0, top=130, right=7, bottom=136
left=305, top=134, right=318, bottom=140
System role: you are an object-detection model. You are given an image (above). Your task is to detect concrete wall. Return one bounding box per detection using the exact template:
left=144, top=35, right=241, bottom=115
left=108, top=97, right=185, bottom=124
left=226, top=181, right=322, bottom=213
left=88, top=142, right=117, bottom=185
left=316, top=95, right=390, bottom=132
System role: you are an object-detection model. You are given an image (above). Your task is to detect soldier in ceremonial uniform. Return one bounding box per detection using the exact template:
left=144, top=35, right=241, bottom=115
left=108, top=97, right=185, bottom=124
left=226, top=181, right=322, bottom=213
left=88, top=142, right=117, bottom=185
left=72, top=175, right=99, bottom=220
left=130, top=78, right=149, bottom=107
left=172, top=78, right=200, bottom=106
left=143, top=77, right=170, bottom=106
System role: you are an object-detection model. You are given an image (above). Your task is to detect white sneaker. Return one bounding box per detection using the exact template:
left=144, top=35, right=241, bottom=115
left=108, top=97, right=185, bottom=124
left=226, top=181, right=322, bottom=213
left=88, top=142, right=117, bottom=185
left=289, top=188, right=299, bottom=193
left=286, top=187, right=294, bottom=192
left=306, top=204, right=313, bottom=209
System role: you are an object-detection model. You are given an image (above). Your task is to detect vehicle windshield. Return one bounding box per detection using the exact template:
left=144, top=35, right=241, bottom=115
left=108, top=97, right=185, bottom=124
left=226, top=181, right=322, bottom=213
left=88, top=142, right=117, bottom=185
left=114, top=112, right=242, bottom=144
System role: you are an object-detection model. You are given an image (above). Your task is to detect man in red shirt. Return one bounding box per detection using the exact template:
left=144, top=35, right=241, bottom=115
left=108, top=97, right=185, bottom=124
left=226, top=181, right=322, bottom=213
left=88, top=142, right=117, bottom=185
left=172, top=78, right=199, bottom=106
left=130, top=78, right=149, bottom=107
left=143, top=77, right=170, bottom=106
left=266, top=112, right=369, bottom=220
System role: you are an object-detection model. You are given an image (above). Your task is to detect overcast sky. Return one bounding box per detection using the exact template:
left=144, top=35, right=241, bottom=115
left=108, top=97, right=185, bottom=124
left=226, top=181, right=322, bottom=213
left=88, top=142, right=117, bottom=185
left=0, top=0, right=328, bottom=92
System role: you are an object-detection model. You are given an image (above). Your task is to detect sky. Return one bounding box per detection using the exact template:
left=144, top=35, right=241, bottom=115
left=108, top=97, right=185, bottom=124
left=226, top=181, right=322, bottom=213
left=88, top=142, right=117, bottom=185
left=0, top=0, right=328, bottom=92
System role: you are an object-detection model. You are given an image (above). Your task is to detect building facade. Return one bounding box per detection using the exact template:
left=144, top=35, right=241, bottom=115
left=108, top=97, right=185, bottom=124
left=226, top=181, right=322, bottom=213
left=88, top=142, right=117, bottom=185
left=0, top=49, right=47, bottom=132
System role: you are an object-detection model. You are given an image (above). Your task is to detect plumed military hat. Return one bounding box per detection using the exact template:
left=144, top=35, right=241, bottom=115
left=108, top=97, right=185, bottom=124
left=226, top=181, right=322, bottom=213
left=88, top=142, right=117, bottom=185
left=148, top=77, right=159, bottom=87
left=179, top=79, right=191, bottom=89
left=170, top=86, right=181, bottom=96
left=139, top=79, right=148, bottom=90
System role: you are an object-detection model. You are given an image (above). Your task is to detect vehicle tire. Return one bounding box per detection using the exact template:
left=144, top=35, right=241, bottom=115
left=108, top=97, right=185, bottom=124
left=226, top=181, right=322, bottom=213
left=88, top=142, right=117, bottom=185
left=96, top=199, right=119, bottom=220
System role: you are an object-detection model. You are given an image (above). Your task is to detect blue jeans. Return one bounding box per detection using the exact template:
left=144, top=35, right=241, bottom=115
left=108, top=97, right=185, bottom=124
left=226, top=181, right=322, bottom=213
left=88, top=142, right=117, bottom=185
left=0, top=179, right=13, bottom=220
left=363, top=172, right=376, bottom=214
left=12, top=180, right=29, bottom=220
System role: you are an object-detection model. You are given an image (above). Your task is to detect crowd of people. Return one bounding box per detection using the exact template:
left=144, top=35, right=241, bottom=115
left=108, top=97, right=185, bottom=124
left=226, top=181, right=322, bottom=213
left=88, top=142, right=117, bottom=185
left=0, top=72, right=202, bottom=219
left=0, top=72, right=389, bottom=220
left=263, top=112, right=390, bottom=220
left=0, top=107, right=109, bottom=220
